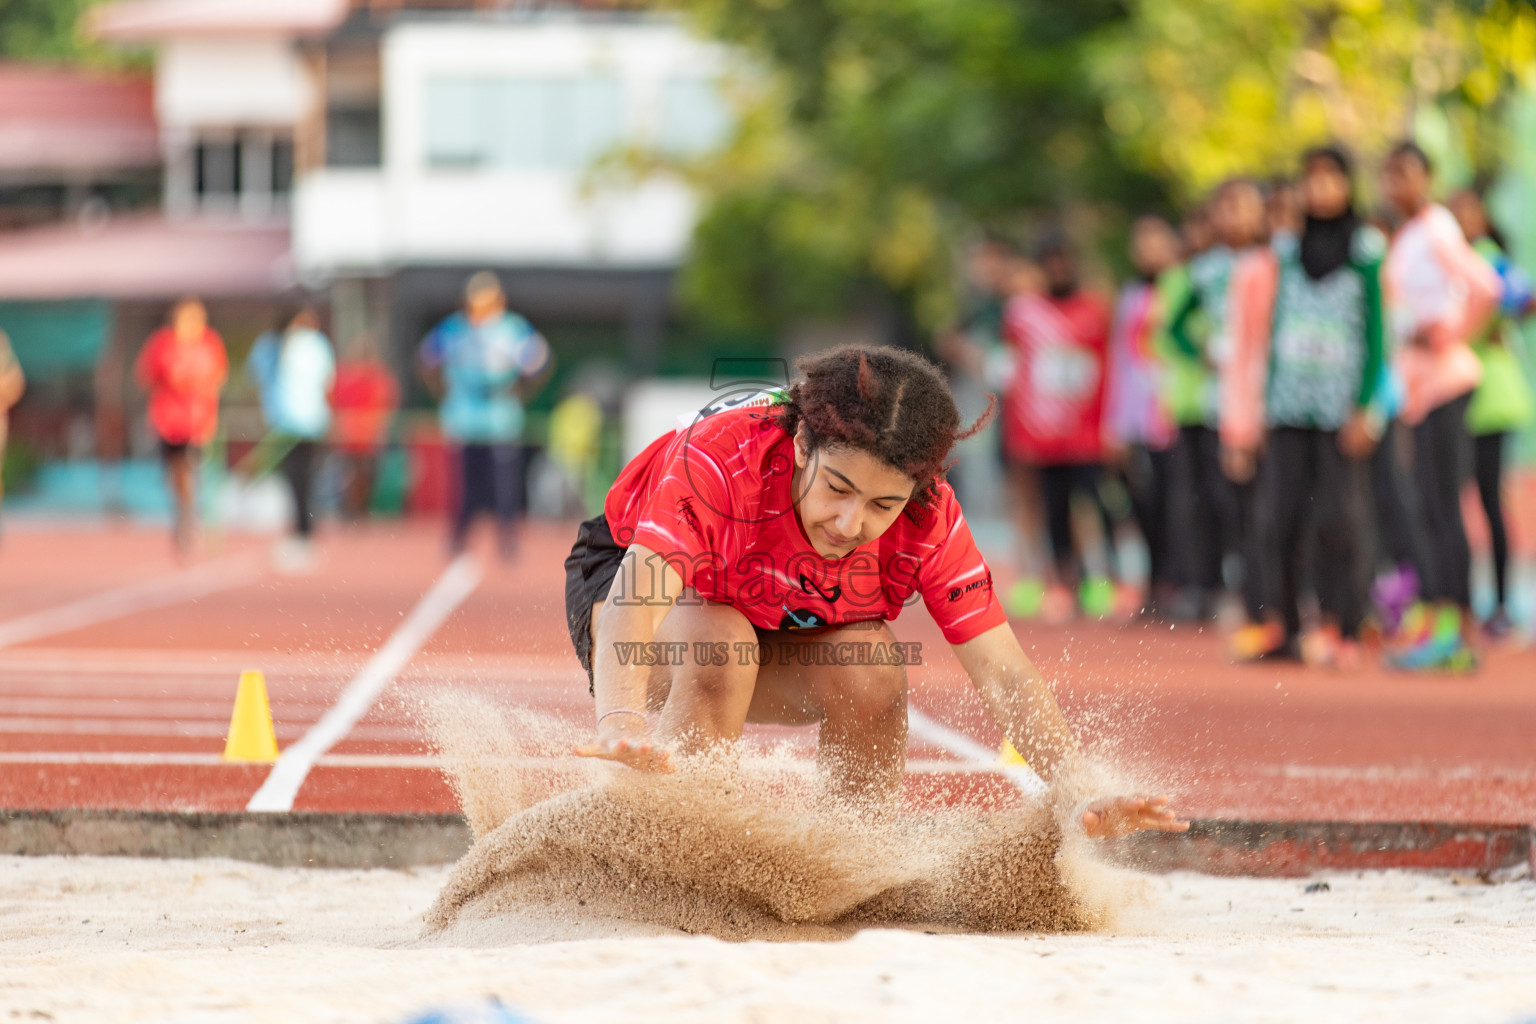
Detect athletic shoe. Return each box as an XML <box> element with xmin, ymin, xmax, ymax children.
<box><xmin>1386</xmin><ymin>601</ymin><xmax>1434</xmax><ymax>652</ymax></box>
<box><xmin>1385</xmin><ymin>626</ymin><xmax>1480</xmax><ymax>674</ymax></box>
<box><xmin>1300</xmin><ymin>625</ymin><xmax>1340</xmax><ymax>668</ymax></box>
<box><xmin>1484</xmin><ymin>607</ymin><xmax>1515</xmax><ymax>641</ymax></box>
<box><xmin>1041</xmin><ymin>584</ymin><xmax>1076</xmax><ymax>625</ymax></box>
<box><xmin>1301</xmin><ymin>626</ymin><xmax>1364</xmax><ymax>670</ymax></box>
<box><xmin>1113</xmin><ymin>582</ymin><xmax>1146</xmax><ymax>620</ymax></box>
<box><xmin>1005</xmin><ymin>578</ymin><xmax>1045</xmax><ymax>619</ymax></box>
<box><xmin>1230</xmin><ymin>620</ymin><xmax>1286</xmax><ymax>662</ymax></box>
<box><xmin>1079</xmin><ymin>577</ymin><xmax>1116</xmax><ymax>619</ymax></box>
<box><xmin>1164</xmin><ymin>587</ymin><xmax>1211</xmax><ymax>623</ymax></box>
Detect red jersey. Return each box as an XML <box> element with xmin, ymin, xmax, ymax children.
<box><xmin>603</xmin><ymin>405</ymin><xmax>1007</xmax><ymax>644</ymax></box>
<box><xmin>330</xmin><ymin>360</ymin><xmax>399</xmax><ymax>453</ymax></box>
<box><xmin>134</xmin><ymin>326</ymin><xmax>228</xmax><ymax>446</ymax></box>
<box><xmin>1001</xmin><ymin>290</ymin><xmax>1111</xmax><ymax>465</ymax></box>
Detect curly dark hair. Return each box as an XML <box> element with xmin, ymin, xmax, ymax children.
<box><xmin>774</xmin><ymin>345</ymin><xmax>995</xmax><ymax>507</ymax></box>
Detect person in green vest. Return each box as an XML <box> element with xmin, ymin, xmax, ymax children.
<box><xmin>1448</xmin><ymin>188</ymin><xmax>1536</xmax><ymax>639</ymax></box>
<box><xmin>1153</xmin><ymin>204</ymin><xmax>1222</xmax><ymax>620</ymax></box>
<box><xmin>1164</xmin><ymin>180</ymin><xmax>1268</xmax><ymax>632</ymax></box>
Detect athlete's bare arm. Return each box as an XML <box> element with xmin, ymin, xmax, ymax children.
<box><xmin>574</xmin><ymin>543</ymin><xmax>681</xmax><ymax>773</ymax></box>
<box><xmin>953</xmin><ymin>623</ymin><xmax>1189</xmax><ymax>837</ymax></box>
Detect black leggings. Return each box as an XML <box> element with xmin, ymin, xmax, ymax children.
<box><xmin>1369</xmin><ymin>420</ymin><xmax>1434</xmax><ymax>574</ymax></box>
<box><xmin>1252</xmin><ymin>427</ymin><xmax>1370</xmax><ymax>639</ymax></box>
<box><xmin>279</xmin><ymin>440</ymin><xmax>320</xmax><ymax>539</ymax></box>
<box><xmin>1037</xmin><ymin>463</ymin><xmax>1116</xmax><ymax>584</ymax></box>
<box><xmin>1166</xmin><ymin>425</ymin><xmax>1241</xmax><ymax>592</ymax></box>
<box><xmin>1474</xmin><ymin>431</ymin><xmax>1512</xmax><ymax>608</ymax></box>
<box><xmin>1412</xmin><ymin>392</ymin><xmax>1474</xmax><ymax>607</ymax></box>
<box><xmin>1122</xmin><ymin>444</ymin><xmax>1171</xmax><ymax>588</ymax></box>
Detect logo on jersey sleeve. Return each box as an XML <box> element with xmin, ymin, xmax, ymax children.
<box><xmin>946</xmin><ymin>570</ymin><xmax>994</xmax><ymax>602</ymax></box>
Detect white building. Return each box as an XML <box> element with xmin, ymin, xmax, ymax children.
<box><xmin>298</xmin><ymin>16</ymin><xmax>728</xmax><ymax>273</ymax></box>
<box><xmin>93</xmin><ymin>0</ymin><xmax>736</xmax><ymax>375</ymax></box>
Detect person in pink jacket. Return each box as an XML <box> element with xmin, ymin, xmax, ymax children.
<box><xmin>1380</xmin><ymin>141</ymin><xmax>1500</xmax><ymax>670</ymax></box>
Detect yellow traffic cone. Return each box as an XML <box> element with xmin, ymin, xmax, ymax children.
<box><xmin>998</xmin><ymin>739</ymin><xmax>1030</xmax><ymax>768</ymax></box>
<box><xmin>223</xmin><ymin>669</ymin><xmax>279</xmax><ymax>763</ymax></box>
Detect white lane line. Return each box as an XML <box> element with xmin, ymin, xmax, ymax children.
<box><xmin>907</xmin><ymin>705</ymin><xmax>1049</xmax><ymax>796</ymax></box>
<box><xmin>0</xmin><ymin>751</ymin><xmax>1014</xmax><ymax>774</ymax></box>
<box><xmin>0</xmin><ymin>717</ymin><xmax>430</xmax><ymax>742</ymax></box>
<box><xmin>0</xmin><ymin>697</ymin><xmax>337</xmax><ymax>718</ymax></box>
<box><xmin>0</xmin><ymin>554</ymin><xmax>261</xmax><ymax>649</ymax></box>
<box><xmin>245</xmin><ymin>553</ymin><xmax>483</xmax><ymax>812</ymax></box>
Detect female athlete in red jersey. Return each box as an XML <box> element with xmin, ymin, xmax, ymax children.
<box><xmin>564</xmin><ymin>345</ymin><xmax>1186</xmax><ymax>837</ymax></box>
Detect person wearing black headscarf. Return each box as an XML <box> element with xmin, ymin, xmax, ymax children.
<box><xmin>1236</xmin><ymin>145</ymin><xmax>1390</xmax><ymax>668</ymax></box>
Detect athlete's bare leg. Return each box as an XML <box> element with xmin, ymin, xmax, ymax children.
<box><xmin>592</xmin><ymin>600</ymin><xmax>908</xmax><ymax>805</ymax></box>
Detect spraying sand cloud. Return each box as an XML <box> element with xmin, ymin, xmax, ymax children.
<box><xmin>422</xmin><ymin>691</ymin><xmax>1137</xmax><ymax>942</ymax></box>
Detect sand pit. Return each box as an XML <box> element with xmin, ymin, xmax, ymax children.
<box><xmin>1</xmin><ymin>854</ymin><xmax>1533</xmax><ymax>1023</ymax></box>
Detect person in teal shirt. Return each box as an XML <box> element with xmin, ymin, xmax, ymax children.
<box><xmin>419</xmin><ymin>271</ymin><xmax>553</xmax><ymax>557</ymax></box>
<box><xmin>1449</xmin><ymin>189</ymin><xmax>1536</xmax><ymax>637</ymax></box>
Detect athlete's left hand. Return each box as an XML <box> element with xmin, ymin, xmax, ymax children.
<box><xmin>1081</xmin><ymin>795</ymin><xmax>1189</xmax><ymax>838</ymax></box>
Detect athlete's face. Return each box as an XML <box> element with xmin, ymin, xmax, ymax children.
<box><xmin>792</xmin><ymin>427</ymin><xmax>917</xmax><ymax>558</ymax></box>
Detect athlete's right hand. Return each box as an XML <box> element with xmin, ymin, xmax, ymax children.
<box><xmin>574</xmin><ymin>722</ymin><xmax>674</xmax><ymax>773</ymax></box>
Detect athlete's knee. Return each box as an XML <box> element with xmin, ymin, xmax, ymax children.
<box><xmin>652</xmin><ymin>600</ymin><xmax>758</xmax><ymax>705</ymax></box>
<box><xmin>828</xmin><ymin>659</ymin><xmax>908</xmax><ymax>726</ymax></box>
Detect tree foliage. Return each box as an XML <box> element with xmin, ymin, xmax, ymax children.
<box><xmin>669</xmin><ymin>0</ymin><xmax>1536</xmax><ymax>335</ymax></box>
<box><xmin>667</xmin><ymin>0</ymin><xmax>1161</xmax><ymax>334</ymax></box>
<box><xmin>1090</xmin><ymin>0</ymin><xmax>1536</xmax><ymax>197</ymax></box>
<box><xmin>0</xmin><ymin>0</ymin><xmax>122</xmax><ymax>65</ymax></box>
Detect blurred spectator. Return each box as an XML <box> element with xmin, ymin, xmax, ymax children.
<box><xmin>1380</xmin><ymin>141</ymin><xmax>1501</xmax><ymax>670</ymax></box>
<box><xmin>248</xmin><ymin>307</ymin><xmax>335</xmax><ymax>566</ymax></box>
<box><xmin>134</xmin><ymin>297</ymin><xmax>227</xmax><ymax>556</ymax></box>
<box><xmin>419</xmin><ymin>271</ymin><xmax>553</xmax><ymax>558</ymax></box>
<box><xmin>546</xmin><ymin>390</ymin><xmax>604</xmax><ymax>517</ymax></box>
<box><xmin>1165</xmin><ymin>181</ymin><xmax>1261</xmax><ymax>625</ymax></box>
<box><xmin>1266</xmin><ymin>177</ymin><xmax>1303</xmax><ymax>247</ymax></box>
<box><xmin>1448</xmin><ymin>187</ymin><xmax>1536</xmax><ymax>639</ymax></box>
<box><xmin>1104</xmin><ymin>214</ymin><xmax>1180</xmax><ymax>613</ymax></box>
<box><xmin>330</xmin><ymin>334</ymin><xmax>400</xmax><ymax>521</ymax></box>
<box><xmin>0</xmin><ymin>329</ymin><xmax>24</xmax><ymax>527</ymax></box>
<box><xmin>937</xmin><ymin>235</ymin><xmax>1047</xmax><ymax>617</ymax></box>
<box><xmin>1000</xmin><ymin>234</ymin><xmax>1123</xmax><ymax>621</ymax></box>
<box><xmin>1223</xmin><ymin>146</ymin><xmax>1385</xmax><ymax>668</ymax></box>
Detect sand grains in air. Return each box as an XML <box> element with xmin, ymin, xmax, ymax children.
<box><xmin>420</xmin><ymin>692</ymin><xmax>1136</xmax><ymax>943</ymax></box>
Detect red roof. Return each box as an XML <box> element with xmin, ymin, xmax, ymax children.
<box><xmin>90</xmin><ymin>0</ymin><xmax>348</xmax><ymax>41</ymax></box>
<box><xmin>0</xmin><ymin>64</ymin><xmax>158</xmax><ymax>175</ymax></box>
<box><xmin>0</xmin><ymin>215</ymin><xmax>293</xmax><ymax>301</ymax></box>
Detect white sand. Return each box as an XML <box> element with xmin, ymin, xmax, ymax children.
<box><xmin>1</xmin><ymin>855</ymin><xmax>1533</xmax><ymax>1023</ymax></box>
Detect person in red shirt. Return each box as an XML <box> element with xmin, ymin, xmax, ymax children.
<box><xmin>134</xmin><ymin>296</ymin><xmax>227</xmax><ymax>555</ymax></box>
<box><xmin>564</xmin><ymin>344</ymin><xmax>1186</xmax><ymax>839</ymax></box>
<box><xmin>330</xmin><ymin>333</ymin><xmax>400</xmax><ymax>519</ymax></box>
<box><xmin>1000</xmin><ymin>236</ymin><xmax>1120</xmax><ymax>619</ymax></box>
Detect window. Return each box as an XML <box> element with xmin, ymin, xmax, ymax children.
<box><xmin>195</xmin><ymin>138</ymin><xmax>241</xmax><ymax>199</ymax></box>
<box><xmin>423</xmin><ymin>76</ymin><xmax>625</xmax><ymax>171</ymax></box>
<box><xmin>271</xmin><ymin>137</ymin><xmax>294</xmax><ymax>194</ymax></box>
<box><xmin>658</xmin><ymin>78</ymin><xmax>731</xmax><ymax>156</ymax></box>
<box><xmin>327</xmin><ymin>105</ymin><xmax>382</xmax><ymax>168</ymax></box>
<box><xmin>187</xmin><ymin>131</ymin><xmax>292</xmax><ymax>212</ymax></box>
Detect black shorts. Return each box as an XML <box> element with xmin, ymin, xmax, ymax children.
<box><xmin>160</xmin><ymin>439</ymin><xmax>193</xmax><ymax>460</ymax></box>
<box><xmin>564</xmin><ymin>513</ymin><xmax>628</xmax><ymax>694</ymax></box>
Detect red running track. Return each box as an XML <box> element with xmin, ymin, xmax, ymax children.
<box><xmin>1</xmin><ymin>521</ymin><xmax>1533</xmax><ymax>824</ymax></box>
